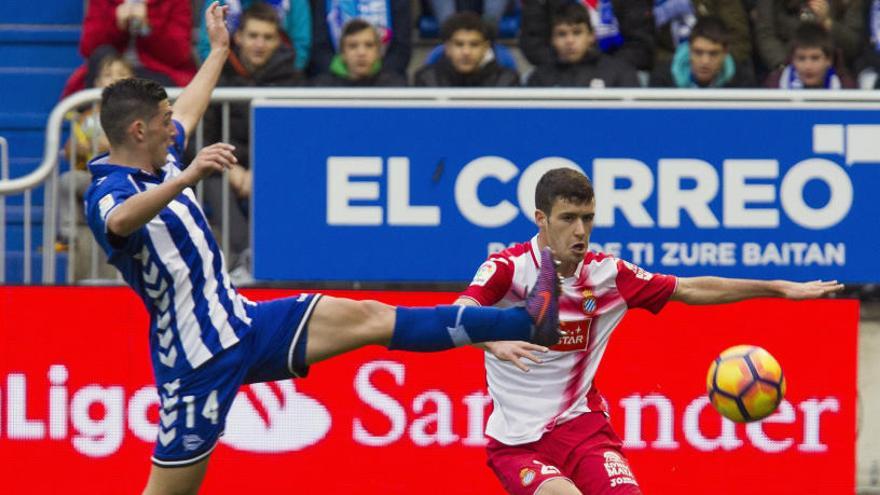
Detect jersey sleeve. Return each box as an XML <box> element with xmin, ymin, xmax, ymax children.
<box><xmin>615</xmin><ymin>259</ymin><xmax>677</xmax><ymax>314</ymax></box>
<box><xmin>459</xmin><ymin>256</ymin><xmax>514</xmax><ymax>306</ymax></box>
<box><xmin>84</xmin><ymin>175</ymin><xmax>145</xmax><ymax>256</ymax></box>
<box><xmin>168</xmin><ymin>119</ymin><xmax>186</xmax><ymax>163</ymax></box>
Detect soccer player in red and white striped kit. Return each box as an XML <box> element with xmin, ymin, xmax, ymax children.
<box><xmin>456</xmin><ymin>167</ymin><xmax>843</xmax><ymax>495</ymax></box>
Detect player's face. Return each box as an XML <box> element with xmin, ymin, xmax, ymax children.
<box><xmin>551</xmin><ymin>22</ymin><xmax>593</xmax><ymax>64</ymax></box>
<box><xmin>689</xmin><ymin>37</ymin><xmax>726</xmax><ymax>85</ymax></box>
<box><xmin>341</xmin><ymin>28</ymin><xmax>381</xmax><ymax>79</ymax></box>
<box><xmin>540</xmin><ymin>197</ymin><xmax>596</xmax><ymax>266</ymax></box>
<box><xmin>445</xmin><ymin>30</ymin><xmax>490</xmax><ymax>74</ymax></box>
<box><xmin>792</xmin><ymin>47</ymin><xmax>832</xmax><ymax>87</ymax></box>
<box><xmin>234</xmin><ymin>18</ymin><xmax>282</xmax><ymax>69</ymax></box>
<box><xmin>144</xmin><ymin>99</ymin><xmax>175</xmax><ymax>168</ymax></box>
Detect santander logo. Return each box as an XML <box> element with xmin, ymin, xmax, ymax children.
<box><xmin>222</xmin><ymin>381</ymin><xmax>331</xmax><ymax>453</ymax></box>
<box><xmin>0</xmin><ymin>362</ymin><xmax>843</xmax><ymax>458</ymax></box>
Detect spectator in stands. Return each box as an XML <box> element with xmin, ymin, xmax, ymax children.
<box><xmin>764</xmin><ymin>21</ymin><xmax>857</xmax><ymax>88</ymax></box>
<box><xmin>202</xmin><ymin>3</ymin><xmax>303</xmax><ymax>282</ymax></box>
<box><xmin>414</xmin><ymin>12</ymin><xmax>520</xmax><ymax>86</ymax></box>
<box><xmin>427</xmin><ymin>0</ymin><xmax>516</xmax><ymax>30</ymax></box>
<box><xmin>527</xmin><ymin>3</ymin><xmax>639</xmax><ymax>87</ymax></box>
<box><xmin>61</xmin><ymin>0</ymin><xmax>196</xmax><ymax>98</ymax></box>
<box><xmin>59</xmin><ymin>49</ymin><xmax>134</xmax><ymax>280</ymax></box>
<box><xmin>650</xmin><ymin>16</ymin><xmax>756</xmax><ymax>87</ymax></box>
<box><xmin>652</xmin><ymin>0</ymin><xmax>753</xmax><ymax>71</ymax></box>
<box><xmin>198</xmin><ymin>0</ymin><xmax>312</xmax><ymax>73</ymax></box>
<box><xmin>520</xmin><ymin>0</ymin><xmax>655</xmax><ymax>72</ymax></box>
<box><xmin>311</xmin><ymin>19</ymin><xmax>408</xmax><ymax>85</ymax></box>
<box><xmin>310</xmin><ymin>0</ymin><xmax>412</xmax><ymax>77</ymax></box>
<box><xmin>854</xmin><ymin>0</ymin><xmax>880</xmax><ymax>88</ymax></box>
<box><xmin>754</xmin><ymin>0</ymin><xmax>864</xmax><ymax>74</ymax></box>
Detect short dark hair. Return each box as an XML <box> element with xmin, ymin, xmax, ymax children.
<box><xmin>535</xmin><ymin>168</ymin><xmax>595</xmax><ymax>214</ymax></box>
<box><xmin>551</xmin><ymin>3</ymin><xmax>593</xmax><ymax>32</ymax></box>
<box><xmin>340</xmin><ymin>19</ymin><xmax>379</xmax><ymax>49</ymax></box>
<box><xmin>239</xmin><ymin>2</ymin><xmax>282</xmax><ymax>33</ymax></box>
<box><xmin>100</xmin><ymin>78</ymin><xmax>167</xmax><ymax>146</ymax></box>
<box><xmin>690</xmin><ymin>16</ymin><xmax>730</xmax><ymax>47</ymax></box>
<box><xmin>440</xmin><ymin>11</ymin><xmax>495</xmax><ymax>42</ymax></box>
<box><xmin>792</xmin><ymin>21</ymin><xmax>833</xmax><ymax>57</ymax></box>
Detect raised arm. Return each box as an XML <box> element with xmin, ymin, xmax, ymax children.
<box><xmin>172</xmin><ymin>1</ymin><xmax>230</xmax><ymax>141</ymax></box>
<box><xmin>670</xmin><ymin>276</ymin><xmax>844</xmax><ymax>305</ymax></box>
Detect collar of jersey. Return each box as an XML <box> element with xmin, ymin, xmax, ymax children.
<box><xmin>88</xmin><ymin>153</ymin><xmax>166</xmax><ymax>183</ymax></box>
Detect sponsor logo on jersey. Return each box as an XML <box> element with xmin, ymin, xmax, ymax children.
<box><xmin>98</xmin><ymin>194</ymin><xmax>115</xmax><ymax>221</ymax></box>
<box><xmin>519</xmin><ymin>468</ymin><xmax>536</xmax><ymax>486</ymax></box>
<box><xmin>553</xmin><ymin>319</ymin><xmax>592</xmax><ymax>352</ymax></box>
<box><xmin>470</xmin><ymin>261</ymin><xmax>497</xmax><ymax>287</ymax></box>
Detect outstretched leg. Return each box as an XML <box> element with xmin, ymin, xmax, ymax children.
<box><xmin>304</xmin><ymin>248</ymin><xmax>561</xmax><ymax>365</ymax></box>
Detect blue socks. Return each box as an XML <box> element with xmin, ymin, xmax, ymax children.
<box><xmin>389</xmin><ymin>305</ymin><xmax>532</xmax><ymax>352</ymax></box>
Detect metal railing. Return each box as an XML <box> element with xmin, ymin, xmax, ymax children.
<box><xmin>1</xmin><ymin>87</ymin><xmax>879</xmax><ymax>284</ymax></box>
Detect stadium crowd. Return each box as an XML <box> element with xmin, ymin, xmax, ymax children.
<box><xmin>61</xmin><ymin>0</ymin><xmax>880</xmax><ymax>92</ymax></box>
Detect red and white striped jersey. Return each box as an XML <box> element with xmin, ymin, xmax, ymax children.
<box><xmin>460</xmin><ymin>236</ymin><xmax>678</xmax><ymax>445</ymax></box>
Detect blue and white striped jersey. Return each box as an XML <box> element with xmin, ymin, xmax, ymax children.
<box><xmin>85</xmin><ymin>120</ymin><xmax>255</xmax><ymax>382</ymax></box>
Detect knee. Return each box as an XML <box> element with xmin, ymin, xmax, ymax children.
<box><xmin>352</xmin><ymin>300</ymin><xmax>396</xmax><ymax>343</ymax></box>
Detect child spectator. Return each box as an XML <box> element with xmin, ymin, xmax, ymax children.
<box><xmin>59</xmin><ymin>49</ymin><xmax>134</xmax><ymax>280</ymax></box>
<box><xmin>520</xmin><ymin>0</ymin><xmax>655</xmax><ymax>71</ymax></box>
<box><xmin>650</xmin><ymin>16</ymin><xmax>756</xmax><ymax>87</ymax></box>
<box><xmin>764</xmin><ymin>21</ymin><xmax>857</xmax><ymax>88</ymax></box>
<box><xmin>197</xmin><ymin>0</ymin><xmax>312</xmax><ymax>72</ymax></box>
<box><xmin>754</xmin><ymin>0</ymin><xmax>863</xmax><ymax>73</ymax></box>
<box><xmin>311</xmin><ymin>19</ymin><xmax>408</xmax><ymax>85</ymax></box>
<box><xmin>414</xmin><ymin>12</ymin><xmax>519</xmax><ymax>86</ymax></box>
<box><xmin>652</xmin><ymin>0</ymin><xmax>753</xmax><ymax>70</ymax></box>
<box><xmin>311</xmin><ymin>0</ymin><xmax>412</xmax><ymax>77</ymax></box>
<box><xmin>527</xmin><ymin>3</ymin><xmax>639</xmax><ymax>87</ymax></box>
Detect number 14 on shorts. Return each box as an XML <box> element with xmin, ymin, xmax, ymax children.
<box><xmin>182</xmin><ymin>390</ymin><xmax>220</xmax><ymax>427</ymax></box>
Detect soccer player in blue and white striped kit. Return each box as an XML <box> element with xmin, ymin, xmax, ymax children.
<box><xmin>84</xmin><ymin>3</ymin><xmax>562</xmax><ymax>493</ymax></box>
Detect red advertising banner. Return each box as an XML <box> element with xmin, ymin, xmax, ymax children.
<box><xmin>0</xmin><ymin>287</ymin><xmax>858</xmax><ymax>494</ymax></box>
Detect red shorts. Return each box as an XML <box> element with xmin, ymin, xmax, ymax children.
<box><xmin>486</xmin><ymin>412</ymin><xmax>641</xmax><ymax>495</ymax></box>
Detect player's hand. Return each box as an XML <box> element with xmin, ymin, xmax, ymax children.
<box><xmin>179</xmin><ymin>143</ymin><xmax>237</xmax><ymax>187</ymax></box>
<box><xmin>484</xmin><ymin>341</ymin><xmax>548</xmax><ymax>372</ymax></box>
<box><xmin>779</xmin><ymin>279</ymin><xmax>844</xmax><ymax>300</ymax></box>
<box><xmin>205</xmin><ymin>1</ymin><xmax>230</xmax><ymax>51</ymax></box>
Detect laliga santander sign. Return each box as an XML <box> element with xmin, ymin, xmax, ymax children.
<box><xmin>0</xmin><ymin>288</ymin><xmax>858</xmax><ymax>494</ymax></box>
<box><xmin>0</xmin><ymin>363</ymin><xmax>841</xmax><ymax>457</ymax></box>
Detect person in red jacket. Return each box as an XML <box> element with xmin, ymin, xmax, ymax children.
<box><xmin>61</xmin><ymin>0</ymin><xmax>197</xmax><ymax>98</ymax></box>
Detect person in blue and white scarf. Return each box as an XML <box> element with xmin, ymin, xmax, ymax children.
<box><xmin>520</xmin><ymin>0</ymin><xmax>655</xmax><ymax>71</ymax></box>
<box><xmin>764</xmin><ymin>21</ymin><xmax>856</xmax><ymax>88</ymax></box>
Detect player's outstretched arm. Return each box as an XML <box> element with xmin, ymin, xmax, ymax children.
<box><xmin>107</xmin><ymin>144</ymin><xmax>236</xmax><ymax>237</ymax></box>
<box><xmin>171</xmin><ymin>1</ymin><xmax>229</xmax><ymax>141</ymax></box>
<box><xmin>670</xmin><ymin>276</ymin><xmax>844</xmax><ymax>305</ymax></box>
